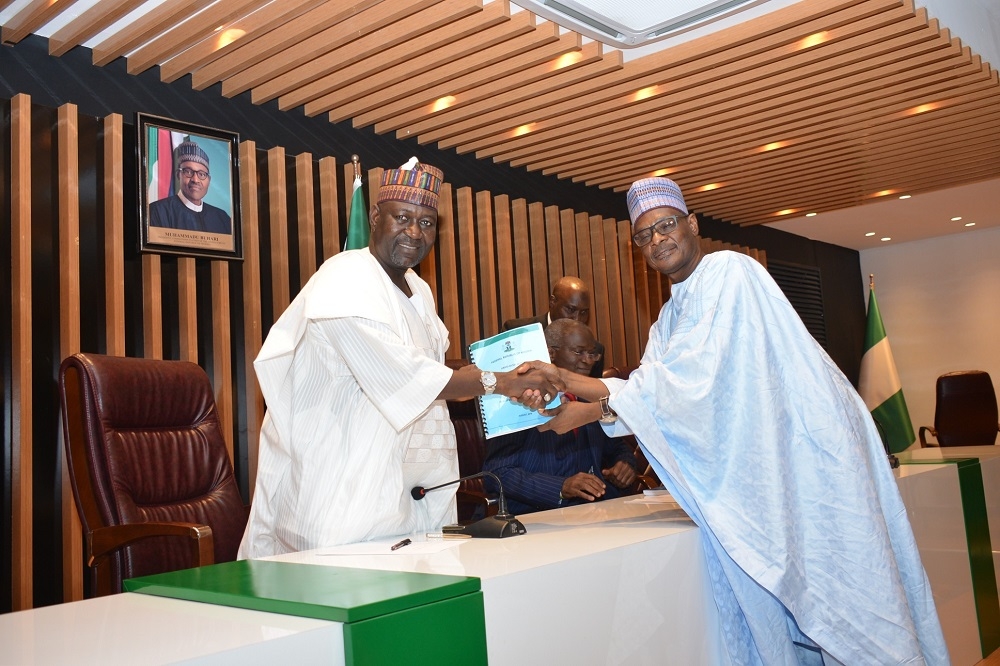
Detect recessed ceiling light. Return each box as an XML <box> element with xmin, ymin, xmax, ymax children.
<box><xmin>805</xmin><ymin>212</ymin><xmax>817</xmax><ymax>217</ymax></box>
<box><xmin>951</xmin><ymin>216</ymin><xmax>962</xmax><ymax>221</ymax></box>
<box><xmin>652</xmin><ymin>168</ymin><xmax>673</xmax><ymax>177</ymax></box>
<box><xmin>696</xmin><ymin>182</ymin><xmax>722</xmax><ymax>192</ymax></box>
<box><xmin>431</xmin><ymin>96</ymin><xmax>457</xmax><ymax>112</ymax></box>
<box><xmin>880</xmin><ymin>237</ymin><xmax>891</xmax><ymax>242</ymax></box>
<box><xmin>865</xmin><ymin>232</ymin><xmax>875</xmax><ymax>237</ymax></box>
<box><xmin>965</xmin><ymin>222</ymin><xmax>976</xmax><ymax>227</ymax></box>
<box><xmin>898</xmin><ymin>195</ymin><xmax>911</xmax><ymax>200</ymax></box>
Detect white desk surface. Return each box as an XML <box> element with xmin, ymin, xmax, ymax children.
<box><xmin>0</xmin><ymin>588</ymin><xmax>343</xmax><ymax>666</ymax></box>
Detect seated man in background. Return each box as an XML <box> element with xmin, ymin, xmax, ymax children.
<box><xmin>502</xmin><ymin>275</ymin><xmax>605</xmax><ymax>378</ymax></box>
<box><xmin>483</xmin><ymin>319</ymin><xmax>636</xmax><ymax>514</ymax></box>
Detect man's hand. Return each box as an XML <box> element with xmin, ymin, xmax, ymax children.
<box><xmin>603</xmin><ymin>461</ymin><xmax>637</xmax><ymax>489</ymax></box>
<box><xmin>538</xmin><ymin>398</ymin><xmax>601</xmax><ymax>434</ymax></box>
<box><xmin>500</xmin><ymin>361</ymin><xmax>563</xmax><ymax>410</ymax></box>
<box><xmin>561</xmin><ymin>473</ymin><xmax>606</xmax><ymax>501</ymax></box>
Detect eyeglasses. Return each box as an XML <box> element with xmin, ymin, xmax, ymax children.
<box><xmin>179</xmin><ymin>167</ymin><xmax>210</xmax><ymax>181</ymax></box>
<box><xmin>632</xmin><ymin>214</ymin><xmax>686</xmax><ymax>247</ymax></box>
<box><xmin>553</xmin><ymin>346</ymin><xmax>602</xmax><ymax>362</ymax></box>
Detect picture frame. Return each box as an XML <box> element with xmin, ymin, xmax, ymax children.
<box><xmin>137</xmin><ymin>113</ymin><xmax>243</xmax><ymax>260</ymax></box>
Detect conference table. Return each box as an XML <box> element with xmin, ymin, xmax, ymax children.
<box><xmin>2</xmin><ymin>456</ymin><xmax>998</xmax><ymax>665</ymax></box>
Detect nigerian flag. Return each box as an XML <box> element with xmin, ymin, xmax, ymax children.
<box><xmin>344</xmin><ymin>168</ymin><xmax>368</xmax><ymax>251</ymax></box>
<box><xmin>859</xmin><ymin>284</ymin><xmax>915</xmax><ymax>453</ymax></box>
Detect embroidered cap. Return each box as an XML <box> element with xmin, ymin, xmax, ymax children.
<box><xmin>377</xmin><ymin>157</ymin><xmax>444</xmax><ymax>210</ymax></box>
<box><xmin>626</xmin><ymin>177</ymin><xmax>687</xmax><ymax>224</ymax></box>
<box><xmin>174</xmin><ymin>141</ymin><xmax>210</xmax><ymax>170</ymax></box>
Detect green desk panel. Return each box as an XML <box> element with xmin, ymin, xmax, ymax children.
<box><xmin>125</xmin><ymin>560</ymin><xmax>487</xmax><ymax>665</ymax></box>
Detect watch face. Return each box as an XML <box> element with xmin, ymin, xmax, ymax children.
<box><xmin>482</xmin><ymin>371</ymin><xmax>497</xmax><ymax>390</ymax></box>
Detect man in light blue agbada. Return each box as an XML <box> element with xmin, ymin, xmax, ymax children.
<box><xmin>534</xmin><ymin>177</ymin><xmax>949</xmax><ymax>664</ymax></box>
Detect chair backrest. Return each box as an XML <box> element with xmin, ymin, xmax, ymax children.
<box><xmin>934</xmin><ymin>370</ymin><xmax>999</xmax><ymax>446</ymax></box>
<box><xmin>447</xmin><ymin>397</ymin><xmax>490</xmax><ymax>521</ymax></box>
<box><xmin>59</xmin><ymin>353</ymin><xmax>247</xmax><ymax>593</ymax></box>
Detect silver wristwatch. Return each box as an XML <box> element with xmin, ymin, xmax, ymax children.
<box><xmin>480</xmin><ymin>370</ymin><xmax>498</xmax><ymax>395</ymax></box>
<box><xmin>599</xmin><ymin>396</ymin><xmax>618</xmax><ymax>424</ymax></box>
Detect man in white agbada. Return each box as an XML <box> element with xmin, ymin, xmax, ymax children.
<box><xmin>534</xmin><ymin>177</ymin><xmax>949</xmax><ymax>664</ymax></box>
<box><xmin>239</xmin><ymin>159</ymin><xmax>558</xmax><ymax>558</ymax></box>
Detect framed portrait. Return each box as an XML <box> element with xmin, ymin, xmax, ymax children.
<box><xmin>137</xmin><ymin>113</ymin><xmax>243</xmax><ymax>260</ymax></box>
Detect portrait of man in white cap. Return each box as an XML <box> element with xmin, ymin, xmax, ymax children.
<box><xmin>149</xmin><ymin>139</ymin><xmax>232</xmax><ymax>235</ymax></box>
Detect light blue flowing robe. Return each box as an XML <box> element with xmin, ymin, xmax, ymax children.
<box><xmin>606</xmin><ymin>251</ymin><xmax>949</xmax><ymax>665</ymax></box>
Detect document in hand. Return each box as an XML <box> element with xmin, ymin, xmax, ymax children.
<box><xmin>468</xmin><ymin>323</ymin><xmax>560</xmax><ymax>438</ymax></box>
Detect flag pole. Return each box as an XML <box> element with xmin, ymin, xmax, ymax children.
<box><xmin>352</xmin><ymin>154</ymin><xmax>360</xmax><ymax>181</ymax></box>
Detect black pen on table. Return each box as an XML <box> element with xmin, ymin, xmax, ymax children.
<box><xmin>390</xmin><ymin>538</ymin><xmax>412</xmax><ymax>551</ymax></box>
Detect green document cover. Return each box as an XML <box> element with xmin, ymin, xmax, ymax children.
<box><xmin>468</xmin><ymin>323</ymin><xmax>560</xmax><ymax>438</ymax></box>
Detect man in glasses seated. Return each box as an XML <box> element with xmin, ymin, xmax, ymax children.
<box><xmin>482</xmin><ymin>318</ymin><xmax>637</xmax><ymax>515</ymax></box>
<box><xmin>502</xmin><ymin>275</ymin><xmax>606</xmax><ymax>378</ymax></box>
<box><xmin>149</xmin><ymin>140</ymin><xmax>232</xmax><ymax>234</ymax></box>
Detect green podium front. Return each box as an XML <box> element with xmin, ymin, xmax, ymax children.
<box><xmin>124</xmin><ymin>559</ymin><xmax>487</xmax><ymax>665</ymax></box>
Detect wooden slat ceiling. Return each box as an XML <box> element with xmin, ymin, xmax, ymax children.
<box><xmin>3</xmin><ymin>0</ymin><xmax>997</xmax><ymax>227</ymax></box>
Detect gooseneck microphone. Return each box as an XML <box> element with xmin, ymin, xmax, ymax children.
<box><xmin>411</xmin><ymin>471</ymin><xmax>526</xmax><ymax>538</ymax></box>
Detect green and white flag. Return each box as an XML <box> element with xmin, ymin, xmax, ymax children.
<box><xmin>344</xmin><ymin>165</ymin><xmax>368</xmax><ymax>251</ymax></box>
<box><xmin>859</xmin><ymin>284</ymin><xmax>915</xmax><ymax>453</ymax></box>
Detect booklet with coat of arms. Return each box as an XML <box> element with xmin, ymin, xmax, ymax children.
<box><xmin>467</xmin><ymin>323</ymin><xmax>560</xmax><ymax>439</ymax></box>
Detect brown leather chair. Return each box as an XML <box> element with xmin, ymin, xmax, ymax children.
<box><xmin>919</xmin><ymin>370</ymin><xmax>1000</xmax><ymax>447</ymax></box>
<box><xmin>59</xmin><ymin>353</ymin><xmax>248</xmax><ymax>596</ymax></box>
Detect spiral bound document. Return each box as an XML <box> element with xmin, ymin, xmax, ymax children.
<box><xmin>468</xmin><ymin>323</ymin><xmax>560</xmax><ymax>439</ymax></box>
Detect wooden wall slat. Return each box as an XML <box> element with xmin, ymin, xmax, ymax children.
<box><xmin>574</xmin><ymin>212</ymin><xmax>595</xmax><ymax>312</ymax></box>
<box><xmin>493</xmin><ymin>194</ymin><xmax>517</xmax><ymax>327</ymax></box>
<box><xmin>295</xmin><ymin>152</ymin><xmax>317</xmax><ymax>282</ymax></box>
<box><xmin>544</xmin><ymin>205</ymin><xmax>562</xmax><ymax>286</ymax></box>
<box><xmin>631</xmin><ymin>240</ymin><xmax>651</xmax><ymax>351</ymax></box>
<box><xmin>177</xmin><ymin>257</ymin><xmax>198</xmax><ymax>362</ymax></box>
<box><xmin>10</xmin><ymin>93</ymin><xmax>32</xmax><ymax>611</ymax></box>
<box><xmin>341</xmin><ymin>161</ymin><xmax>354</xmax><ymax>253</ymax></box>
<box><xmin>267</xmin><ymin>146</ymin><xmax>290</xmax><ymax>313</ymax></box>
<box><xmin>602</xmin><ymin>218</ymin><xmax>627</xmax><ymax>368</ymax></box>
<box><xmin>528</xmin><ymin>202</ymin><xmax>548</xmax><ymax>316</ymax></box>
<box><xmin>475</xmin><ymin>189</ymin><xmax>498</xmax><ymax>337</ymax></box>
<box><xmin>559</xmin><ymin>208</ymin><xmax>577</xmax><ymax>278</ymax></box>
<box><xmin>103</xmin><ymin>114</ymin><xmax>125</xmax><ymax>356</ymax></box>
<box><xmin>239</xmin><ymin>140</ymin><xmax>264</xmax><ymax>496</ymax></box>
<box><xmin>211</xmin><ymin>261</ymin><xmax>234</xmax><ymax>462</ymax></box>
<box><xmin>318</xmin><ymin>156</ymin><xmax>339</xmax><ymax>260</ymax></box>
<box><xmin>511</xmin><ymin>198</ymin><xmax>533</xmax><ymax>319</ymax></box>
<box><xmin>455</xmin><ymin>187</ymin><xmax>480</xmax><ymax>346</ymax></box>
<box><xmin>57</xmin><ymin>102</ymin><xmax>84</xmax><ymax>603</ymax></box>
<box><xmin>141</xmin><ymin>253</ymin><xmax>163</xmax><ymax>359</ymax></box>
<box><xmin>617</xmin><ymin>220</ymin><xmax>641</xmax><ymax>365</ymax></box>
<box><xmin>435</xmin><ymin>183</ymin><xmax>461</xmax><ymax>359</ymax></box>
<box><xmin>588</xmin><ymin>215</ymin><xmax>614</xmax><ymax>368</ymax></box>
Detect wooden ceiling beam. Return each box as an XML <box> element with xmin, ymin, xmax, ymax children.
<box><xmin>592</xmin><ymin>62</ymin><xmax>993</xmax><ymax>190</ymax></box>
<box><xmin>92</xmin><ymin>0</ymin><xmax>205</xmax><ymax>67</ymax></box>
<box><xmin>337</xmin><ymin>23</ymin><xmax>572</xmax><ymax>126</ymax></box>
<box><xmin>126</xmin><ymin>0</ymin><xmax>268</xmax><ymax>75</ymax></box>
<box><xmin>463</xmin><ymin>4</ymin><xmax>927</xmax><ymax>157</ymax></box>
<box><xmin>572</xmin><ymin>92</ymin><xmax>1000</xmax><ymax>187</ymax></box>
<box><xmin>189</xmin><ymin>0</ymin><xmax>383</xmax><ymax>90</ymax></box>
<box><xmin>540</xmin><ymin>26</ymin><xmax>958</xmax><ymax>177</ymax></box>
<box><xmin>294</xmin><ymin>4</ymin><xmax>525</xmax><ymax>115</ymax></box>
<box><xmin>48</xmin><ymin>0</ymin><xmax>144</xmax><ymax>57</ymax></box>
<box><xmin>536</xmin><ymin>43</ymin><xmax>985</xmax><ymax>184</ymax></box>
<box><xmin>159</xmin><ymin>0</ymin><xmax>330</xmax><ymax>84</ymax></box>
<box><xmin>221</xmin><ymin>0</ymin><xmax>454</xmax><ymax>99</ymax></box>
<box><xmin>400</xmin><ymin>0</ymin><xmax>895</xmax><ymax>144</ymax></box>
<box><xmin>2</xmin><ymin>0</ymin><xmax>82</xmax><ymax>46</ymax></box>
<box><xmin>685</xmin><ymin>139</ymin><xmax>1000</xmax><ymax>215</ymax></box>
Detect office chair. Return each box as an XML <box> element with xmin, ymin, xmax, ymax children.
<box><xmin>59</xmin><ymin>353</ymin><xmax>248</xmax><ymax>596</ymax></box>
<box><xmin>919</xmin><ymin>370</ymin><xmax>999</xmax><ymax>447</ymax></box>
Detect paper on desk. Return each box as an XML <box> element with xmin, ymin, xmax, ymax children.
<box><xmin>314</xmin><ymin>540</ymin><xmax>461</xmax><ymax>556</ymax></box>
<box><xmin>626</xmin><ymin>494</ymin><xmax>681</xmax><ymax>506</ymax></box>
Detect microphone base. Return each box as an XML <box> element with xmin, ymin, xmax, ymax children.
<box><xmin>446</xmin><ymin>515</ymin><xmax>527</xmax><ymax>539</ymax></box>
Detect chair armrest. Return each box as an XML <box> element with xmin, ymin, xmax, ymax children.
<box><xmin>456</xmin><ymin>489</ymin><xmax>498</xmax><ymax>518</ymax></box>
<box><xmin>918</xmin><ymin>426</ymin><xmax>939</xmax><ymax>448</ymax></box>
<box><xmin>88</xmin><ymin>522</ymin><xmax>215</xmax><ymax>568</ymax></box>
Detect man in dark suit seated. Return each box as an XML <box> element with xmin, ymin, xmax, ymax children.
<box><xmin>483</xmin><ymin>319</ymin><xmax>637</xmax><ymax>515</ymax></box>
<box><xmin>501</xmin><ymin>275</ymin><xmax>605</xmax><ymax>378</ymax></box>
